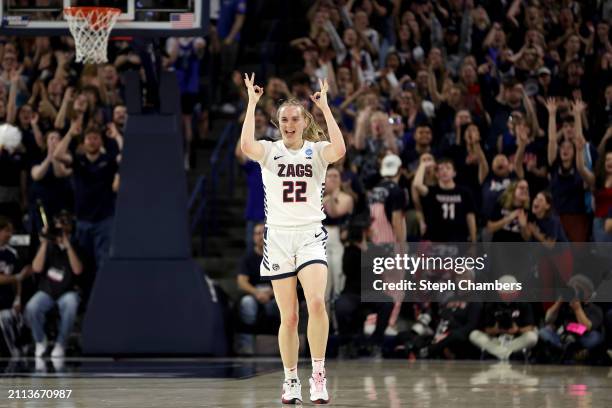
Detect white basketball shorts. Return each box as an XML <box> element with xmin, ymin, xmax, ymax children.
<box><xmin>260</xmin><ymin>224</ymin><xmax>328</xmax><ymax>280</ymax></box>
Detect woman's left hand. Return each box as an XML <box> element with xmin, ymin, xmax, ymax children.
<box><xmin>310</xmin><ymin>78</ymin><xmax>329</xmax><ymax>110</ymax></box>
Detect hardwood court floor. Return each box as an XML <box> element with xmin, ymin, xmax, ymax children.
<box><xmin>1</xmin><ymin>358</ymin><xmax>611</xmax><ymax>407</ymax></box>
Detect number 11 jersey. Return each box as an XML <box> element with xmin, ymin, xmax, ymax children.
<box><xmin>257</xmin><ymin>139</ymin><xmax>330</xmax><ymax>228</ymax></box>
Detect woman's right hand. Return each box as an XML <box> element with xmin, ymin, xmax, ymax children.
<box><xmin>243</xmin><ymin>73</ymin><xmax>263</xmax><ymax>105</ymax></box>
<box><xmin>544</xmin><ymin>97</ymin><xmax>557</xmax><ymax>115</ymax></box>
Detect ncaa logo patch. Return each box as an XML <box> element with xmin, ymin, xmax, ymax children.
<box><xmin>273</xmin><ymin>264</ymin><xmax>280</xmax><ymax>271</ymax></box>
<box><xmin>305</xmin><ymin>148</ymin><xmax>313</xmax><ymax>156</ymax></box>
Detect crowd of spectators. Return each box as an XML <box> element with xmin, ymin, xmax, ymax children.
<box><xmin>233</xmin><ymin>0</ymin><xmax>612</xmax><ymax>365</ymax></box>
<box><xmin>0</xmin><ymin>0</ymin><xmax>251</xmax><ymax>359</ymax></box>
<box><xmin>1</xmin><ymin>0</ymin><xmax>612</xmax><ymax>365</ymax></box>
<box><xmin>0</xmin><ymin>32</ymin><xmax>130</xmax><ymax>357</ymax></box>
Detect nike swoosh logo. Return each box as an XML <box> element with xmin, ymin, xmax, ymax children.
<box><xmin>273</xmin><ymin>155</ymin><xmax>284</xmax><ymax>160</ymax></box>
<box><xmin>315</xmin><ymin>232</ymin><xmax>323</xmax><ymax>238</ymax></box>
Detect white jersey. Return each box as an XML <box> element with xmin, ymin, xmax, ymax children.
<box><xmin>257</xmin><ymin>139</ymin><xmax>330</xmax><ymax>228</ymax></box>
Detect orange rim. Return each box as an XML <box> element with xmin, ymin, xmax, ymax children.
<box><xmin>64</xmin><ymin>7</ymin><xmax>121</xmax><ymax>29</ymax></box>
<box><xmin>63</xmin><ymin>7</ymin><xmax>122</xmax><ymax>16</ymax></box>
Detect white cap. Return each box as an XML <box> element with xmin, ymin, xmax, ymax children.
<box><xmin>537</xmin><ymin>66</ymin><xmax>551</xmax><ymax>76</ymax></box>
<box><xmin>380</xmin><ymin>154</ymin><xmax>402</xmax><ymax>177</ymax></box>
<box><xmin>421</xmin><ymin>100</ymin><xmax>435</xmax><ymax>118</ymax></box>
<box><xmin>0</xmin><ymin>123</ymin><xmax>22</xmax><ymax>151</ymax></box>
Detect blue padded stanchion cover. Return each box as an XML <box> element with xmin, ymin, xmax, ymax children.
<box><xmin>82</xmin><ymin>72</ymin><xmax>226</xmax><ymax>354</ymax></box>
<box><xmin>82</xmin><ymin>259</ymin><xmax>226</xmax><ymax>355</ymax></box>
<box><xmin>109</xmin><ymin>114</ymin><xmax>190</xmax><ymax>259</ymax></box>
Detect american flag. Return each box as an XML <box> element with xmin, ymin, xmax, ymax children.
<box><xmin>170</xmin><ymin>13</ymin><xmax>194</xmax><ymax>29</ymax></box>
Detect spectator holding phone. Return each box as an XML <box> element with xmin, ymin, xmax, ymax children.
<box><xmin>539</xmin><ymin>275</ymin><xmax>603</xmax><ymax>362</ymax></box>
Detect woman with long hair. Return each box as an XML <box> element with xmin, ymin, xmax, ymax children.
<box><xmin>487</xmin><ymin>179</ymin><xmax>531</xmax><ymax>242</ymax></box>
<box><xmin>545</xmin><ymin>98</ymin><xmax>591</xmax><ymax>241</ymax></box>
<box><xmin>240</xmin><ymin>74</ymin><xmax>345</xmax><ymax>405</ymax></box>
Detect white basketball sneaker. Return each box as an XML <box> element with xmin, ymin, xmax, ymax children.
<box><xmin>309</xmin><ymin>373</ymin><xmax>330</xmax><ymax>404</ymax></box>
<box><xmin>281</xmin><ymin>378</ymin><xmax>302</xmax><ymax>405</ymax></box>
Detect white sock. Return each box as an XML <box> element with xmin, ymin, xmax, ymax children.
<box><xmin>284</xmin><ymin>366</ymin><xmax>298</xmax><ymax>381</ymax></box>
<box><xmin>312</xmin><ymin>358</ymin><xmax>325</xmax><ymax>377</ymax></box>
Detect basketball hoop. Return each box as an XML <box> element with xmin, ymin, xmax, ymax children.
<box><xmin>64</xmin><ymin>7</ymin><xmax>121</xmax><ymax>64</ymax></box>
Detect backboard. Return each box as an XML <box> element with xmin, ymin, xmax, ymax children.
<box><xmin>0</xmin><ymin>0</ymin><xmax>208</xmax><ymax>37</ymax></box>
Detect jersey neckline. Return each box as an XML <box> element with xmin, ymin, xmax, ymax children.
<box><xmin>280</xmin><ymin>140</ymin><xmax>309</xmax><ymax>157</ymax></box>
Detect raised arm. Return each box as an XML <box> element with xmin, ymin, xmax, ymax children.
<box><xmin>312</xmin><ymin>79</ymin><xmax>346</xmax><ymax>163</ymax></box>
<box><xmin>31</xmin><ymin>148</ymin><xmax>53</xmax><ymax>181</ymax></box>
<box><xmin>514</xmin><ymin>124</ymin><xmax>528</xmax><ymax>180</ymax></box>
<box><xmin>353</xmin><ymin>106</ymin><xmax>371</xmax><ymax>150</ymax></box>
<box><xmin>522</xmin><ymin>91</ymin><xmax>540</xmax><ymax>138</ymax></box>
<box><xmin>54</xmin><ymin>87</ymin><xmax>74</xmax><ymax>130</ymax></box>
<box><xmin>475</xmin><ymin>143</ymin><xmax>489</xmax><ymax>184</ymax></box>
<box><xmin>381</xmin><ymin>116</ymin><xmax>399</xmax><ymax>155</ymax></box>
<box><xmin>324</xmin><ymin>20</ymin><xmax>347</xmax><ymax>63</ymax></box>
<box><xmin>459</xmin><ymin>5</ymin><xmax>473</xmax><ymax>56</ymax></box>
<box><xmin>572</xmin><ymin>100</ymin><xmax>596</xmax><ymax>188</ymax></box>
<box><xmin>60</xmin><ymin>231</ymin><xmax>83</xmax><ymax>275</ymax></box>
<box><xmin>574</xmin><ymin>130</ymin><xmax>595</xmax><ymax>188</ymax></box>
<box><xmin>31</xmin><ymin>239</ymin><xmax>48</xmax><ymax>273</ymax></box>
<box><xmin>53</xmin><ymin>120</ymin><xmax>81</xmax><ymax>171</ymax></box>
<box><xmin>6</xmin><ymin>67</ymin><xmax>21</xmax><ymax>125</ymax></box>
<box><xmin>412</xmin><ymin>157</ymin><xmax>434</xmax><ymax>197</ymax></box>
<box><xmin>427</xmin><ymin>67</ymin><xmax>444</xmax><ymax>106</ymax></box>
<box><xmin>598</xmin><ymin>126</ymin><xmax>612</xmax><ymax>157</ymax></box>
<box><xmin>545</xmin><ymin>98</ymin><xmax>558</xmax><ymax>166</ymax></box>
<box><xmin>239</xmin><ymin>73</ymin><xmax>265</xmax><ymax>162</ymax></box>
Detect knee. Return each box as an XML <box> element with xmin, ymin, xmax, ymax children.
<box><xmin>280</xmin><ymin>312</ymin><xmax>299</xmax><ymax>330</ymax></box>
<box><xmin>239</xmin><ymin>296</ymin><xmax>258</xmax><ymax>323</ymax></box>
<box><xmin>307</xmin><ymin>296</ymin><xmax>326</xmax><ymax>317</ymax></box>
<box><xmin>581</xmin><ymin>331</ymin><xmax>603</xmax><ymax>349</ymax></box>
<box><xmin>58</xmin><ymin>293</ymin><xmax>79</xmax><ymax>313</ymax></box>
<box><xmin>538</xmin><ymin>326</ymin><xmax>554</xmax><ymax>340</ymax></box>
<box><xmin>25</xmin><ymin>297</ymin><xmax>41</xmax><ymax>318</ymax></box>
<box><xmin>469</xmin><ymin>330</ymin><xmax>487</xmax><ymax>345</ymax></box>
<box><xmin>239</xmin><ymin>295</ymin><xmax>257</xmax><ymax>312</ymax></box>
<box><xmin>523</xmin><ymin>330</ymin><xmax>539</xmax><ymax>347</ymax></box>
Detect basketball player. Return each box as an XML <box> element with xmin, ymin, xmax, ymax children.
<box><xmin>240</xmin><ymin>73</ymin><xmax>345</xmax><ymax>405</ymax></box>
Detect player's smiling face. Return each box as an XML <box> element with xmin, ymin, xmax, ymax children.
<box><xmin>279</xmin><ymin>105</ymin><xmax>306</xmax><ymax>143</ymax></box>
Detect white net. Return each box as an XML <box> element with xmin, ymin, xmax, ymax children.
<box><xmin>64</xmin><ymin>7</ymin><xmax>121</xmax><ymax>64</ymax></box>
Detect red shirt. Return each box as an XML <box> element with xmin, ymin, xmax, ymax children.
<box><xmin>594</xmin><ymin>188</ymin><xmax>612</xmax><ymax>217</ymax></box>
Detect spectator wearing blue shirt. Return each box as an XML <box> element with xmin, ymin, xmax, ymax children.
<box><xmin>213</xmin><ymin>0</ymin><xmax>246</xmax><ymax>105</ymax></box>
<box><xmin>166</xmin><ymin>37</ymin><xmax>206</xmax><ymax>170</ymax></box>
